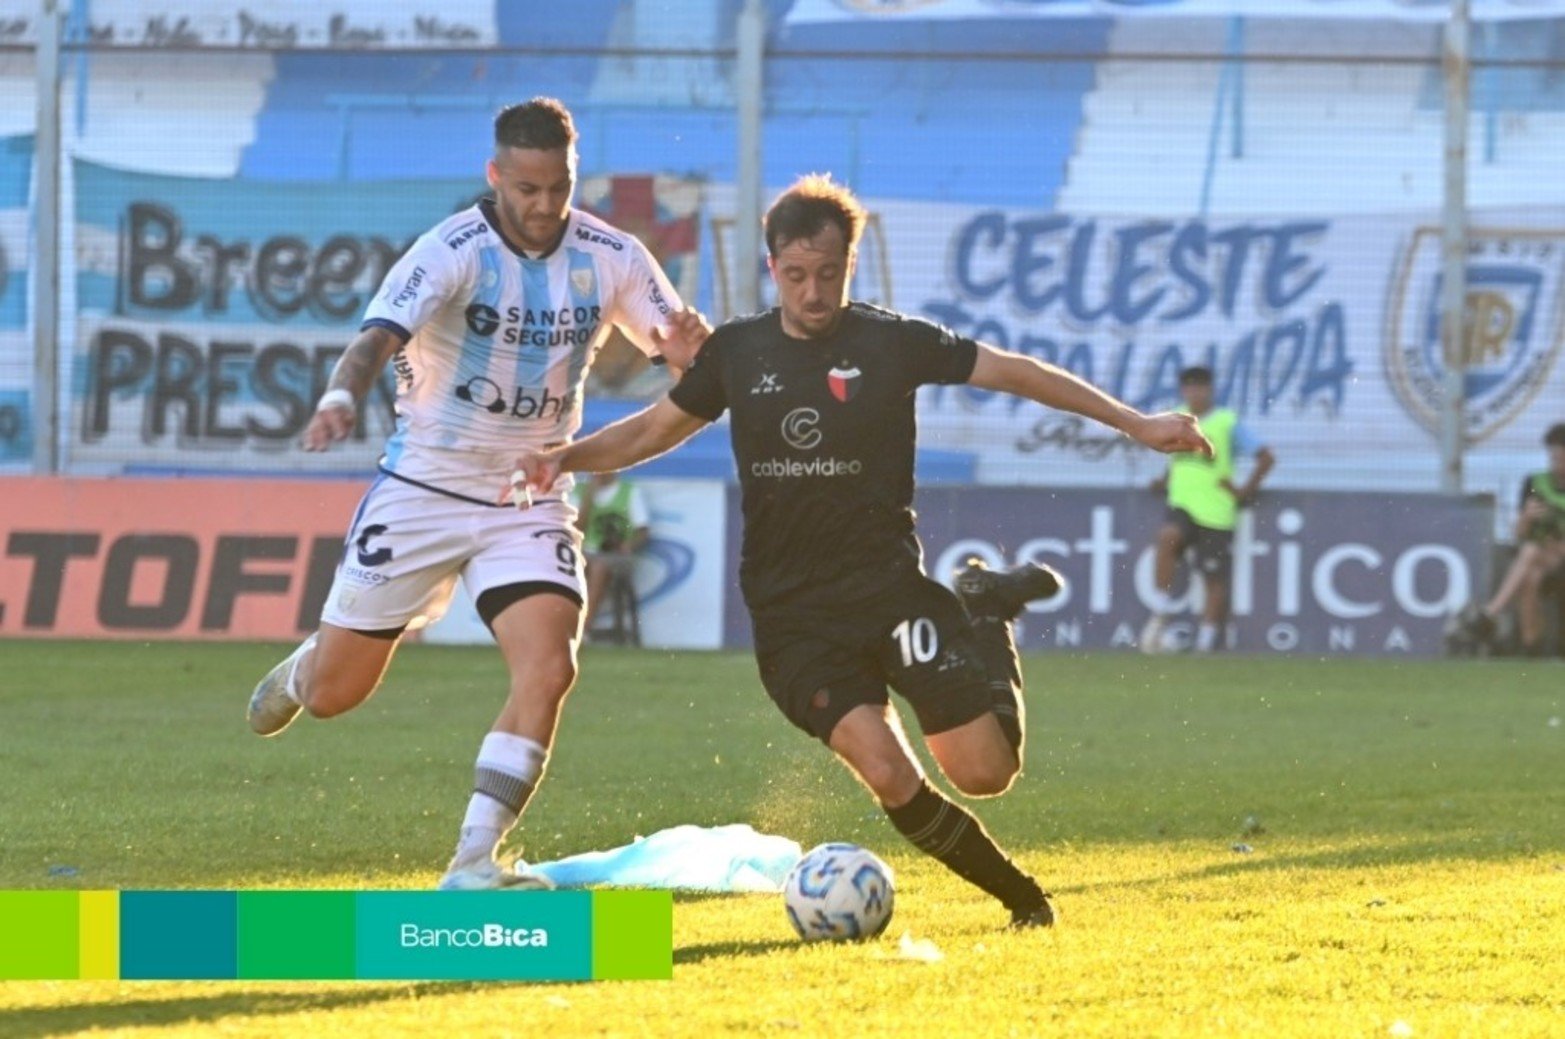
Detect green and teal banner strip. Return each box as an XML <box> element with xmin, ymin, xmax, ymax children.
<box><xmin>0</xmin><ymin>890</ymin><xmax>671</xmax><ymax>981</ymax></box>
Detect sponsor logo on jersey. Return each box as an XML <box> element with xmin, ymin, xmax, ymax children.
<box><xmin>750</xmin><ymin>457</ymin><xmax>864</xmax><ymax>479</ymax></box>
<box><xmin>443</xmin><ymin>221</ymin><xmax>489</xmax><ymax>250</ymax></box>
<box><xmin>454</xmin><ymin>376</ymin><xmax>576</xmax><ymax>421</ymax></box>
<box><xmin>354</xmin><ymin>524</ymin><xmax>393</xmax><ymax>567</ymax></box>
<box><xmin>389</xmin><ymin>266</ymin><xmax>425</xmax><ymax>309</ymax></box>
<box><xmin>827</xmin><ymin>364</ymin><xmax>862</xmax><ymax>403</ymax></box>
<box><xmin>574</xmin><ymin>226</ymin><xmax>624</xmax><ymax>251</ymax></box>
<box><xmin>751</xmin><ymin>373</ymin><xmax>783</xmax><ymax>395</ymax></box>
<box><xmin>780</xmin><ymin>407</ymin><xmax>823</xmax><ymax>451</ymax></box>
<box><xmin>647</xmin><ymin>277</ymin><xmax>672</xmax><ymax>316</ymax></box>
<box><xmin>570</xmin><ymin>267</ymin><xmax>596</xmax><ymax>296</ymax></box>
<box><xmin>464</xmin><ymin>303</ymin><xmax>604</xmax><ymax>347</ymax></box>
<box><xmin>466</xmin><ymin>303</ymin><xmax>501</xmax><ymax>336</ymax></box>
<box><xmin>1386</xmin><ymin>227</ymin><xmax>1565</xmax><ymax>443</ymax></box>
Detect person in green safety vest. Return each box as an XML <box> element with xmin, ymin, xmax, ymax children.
<box><xmin>572</xmin><ymin>471</ymin><xmax>653</xmax><ymax>634</ymax></box>
<box><xmin>1454</xmin><ymin>422</ymin><xmax>1565</xmax><ymax>656</ymax></box>
<box><xmin>1140</xmin><ymin>366</ymin><xmax>1275</xmax><ymax>654</ymax></box>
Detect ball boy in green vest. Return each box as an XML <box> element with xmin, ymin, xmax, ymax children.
<box><xmin>1141</xmin><ymin>367</ymin><xmax>1275</xmax><ymax>654</ymax></box>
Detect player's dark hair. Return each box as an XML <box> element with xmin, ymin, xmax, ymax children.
<box><xmin>764</xmin><ymin>174</ymin><xmax>867</xmax><ymax>257</ymax></box>
<box><xmin>1545</xmin><ymin>422</ymin><xmax>1565</xmax><ymax>449</ymax></box>
<box><xmin>1179</xmin><ymin>366</ymin><xmax>1214</xmax><ymax>387</ymax></box>
<box><xmin>494</xmin><ymin>98</ymin><xmax>578</xmax><ymax>152</ymax></box>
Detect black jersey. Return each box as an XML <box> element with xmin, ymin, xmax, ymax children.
<box><xmin>669</xmin><ymin>303</ymin><xmax>979</xmax><ymax>612</ymax></box>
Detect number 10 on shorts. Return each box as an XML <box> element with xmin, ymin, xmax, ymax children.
<box><xmin>892</xmin><ymin>618</ymin><xmax>939</xmax><ymax>667</ymax></box>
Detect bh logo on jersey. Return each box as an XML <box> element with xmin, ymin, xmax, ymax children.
<box><xmin>827</xmin><ymin>365</ymin><xmax>862</xmax><ymax>403</ymax></box>
<box><xmin>1386</xmin><ymin>227</ymin><xmax>1565</xmax><ymax>443</ymax></box>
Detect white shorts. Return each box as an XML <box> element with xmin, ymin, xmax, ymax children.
<box><xmin>320</xmin><ymin>474</ymin><xmax>586</xmax><ymax>633</ymax></box>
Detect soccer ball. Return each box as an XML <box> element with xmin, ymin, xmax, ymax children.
<box><xmin>783</xmin><ymin>842</ymin><xmax>895</xmax><ymax>941</ymax></box>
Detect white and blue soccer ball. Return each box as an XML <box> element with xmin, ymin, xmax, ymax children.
<box><xmin>783</xmin><ymin>842</ymin><xmax>895</xmax><ymax>941</ymax></box>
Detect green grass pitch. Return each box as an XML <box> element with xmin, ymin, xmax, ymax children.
<box><xmin>1</xmin><ymin>642</ymin><xmax>1561</xmax><ymax>1037</ymax></box>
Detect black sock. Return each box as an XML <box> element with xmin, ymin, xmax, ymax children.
<box><xmin>884</xmin><ymin>780</ymin><xmax>1046</xmax><ymax>915</ymax></box>
<box><xmin>970</xmin><ymin>617</ymin><xmax>1024</xmax><ymax>754</ymax></box>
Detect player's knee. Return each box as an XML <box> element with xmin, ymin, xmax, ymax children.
<box><xmin>1157</xmin><ymin>527</ymin><xmax>1182</xmax><ymax>552</ymax></box>
<box><xmin>947</xmin><ymin>753</ymin><xmax>1019</xmax><ymax>799</ymax></box>
<box><xmin>512</xmin><ymin>654</ymin><xmax>577</xmax><ymax>703</ymax></box>
<box><xmin>858</xmin><ymin>754</ymin><xmax>921</xmax><ymax>805</ymax></box>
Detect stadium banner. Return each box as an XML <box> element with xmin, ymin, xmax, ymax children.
<box><xmin>0</xmin><ymin>135</ymin><xmax>31</xmax><ymax>470</ymax></box>
<box><xmin>784</xmin><ymin>0</ymin><xmax>1565</xmax><ymax>26</ymax></box>
<box><xmin>0</xmin><ymin>477</ymin><xmax>364</xmax><ymax>640</ymax></box>
<box><xmin>708</xmin><ymin>192</ymin><xmax>1565</xmax><ymax>497</ymax></box>
<box><xmin>722</xmin><ymin>488</ymin><xmax>1493</xmax><ymax>657</ymax></box>
<box><xmin>422</xmin><ymin>478</ymin><xmax>730</xmax><ymax>651</ymax></box>
<box><xmin>68</xmin><ymin>162</ymin><xmax>702</xmax><ymax>475</ymax></box>
<box><xmin>0</xmin><ymin>475</ymin><xmax>728</xmax><ymax>648</ymax></box>
<box><xmin>0</xmin><ymin>889</ymin><xmax>671</xmax><ymax>982</ymax></box>
<box><xmin>0</xmin><ymin>1</ymin><xmax>496</xmax><ymax>49</ymax></box>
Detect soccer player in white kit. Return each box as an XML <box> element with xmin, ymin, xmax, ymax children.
<box><xmin>245</xmin><ymin>98</ymin><xmax>709</xmax><ymax>890</ymax></box>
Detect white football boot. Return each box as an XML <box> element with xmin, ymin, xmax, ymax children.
<box><xmin>437</xmin><ymin>857</ymin><xmax>555</xmax><ymax>892</ymax></box>
<box><xmin>246</xmin><ymin>633</ymin><xmax>317</xmax><ymax>737</ymax></box>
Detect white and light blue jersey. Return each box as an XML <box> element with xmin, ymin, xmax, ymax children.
<box><xmin>361</xmin><ymin>201</ymin><xmax>680</xmax><ymax>500</ymax></box>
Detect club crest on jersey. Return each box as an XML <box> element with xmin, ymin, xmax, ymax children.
<box><xmin>570</xmin><ymin>268</ymin><xmax>596</xmax><ymax>297</ymax></box>
<box><xmin>827</xmin><ymin>365</ymin><xmax>862</xmax><ymax>403</ymax></box>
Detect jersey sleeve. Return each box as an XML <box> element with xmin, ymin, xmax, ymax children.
<box><xmin>361</xmin><ymin>233</ymin><xmax>464</xmax><ymax>340</ymax></box>
<box><xmin>899</xmin><ymin>316</ymin><xmax>980</xmax><ymax>386</ymax></box>
<box><xmin>1231</xmin><ymin>420</ymin><xmax>1265</xmax><ymax>456</ymax></box>
<box><xmin>667</xmin><ymin>336</ymin><xmax>728</xmax><ymax>421</ymax></box>
<box><xmin>610</xmin><ymin>238</ymin><xmax>683</xmax><ymax>358</ymax></box>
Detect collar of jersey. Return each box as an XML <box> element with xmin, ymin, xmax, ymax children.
<box><xmin>479</xmin><ymin>198</ymin><xmax>570</xmax><ymax>262</ymax></box>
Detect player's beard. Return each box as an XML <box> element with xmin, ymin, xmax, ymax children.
<box><xmin>501</xmin><ymin>198</ymin><xmax>566</xmax><ymax>253</ymax></box>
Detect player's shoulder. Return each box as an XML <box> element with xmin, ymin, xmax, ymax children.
<box><xmin>846</xmin><ymin>301</ymin><xmax>944</xmax><ymax>337</ymax></box>
<box><xmin>566</xmin><ymin>209</ymin><xmax>639</xmax><ymax>259</ymax></box>
<box><xmin>708</xmin><ymin>309</ymin><xmax>777</xmax><ymax>351</ymax></box>
<box><xmin>425</xmin><ymin>204</ymin><xmax>496</xmax><ymax>258</ymax></box>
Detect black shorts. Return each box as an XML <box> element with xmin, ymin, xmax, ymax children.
<box><xmin>1167</xmin><ymin>507</ymin><xmax>1234</xmax><ymax>583</ymax></box>
<box><xmin>751</xmin><ymin>572</ymin><xmax>993</xmax><ymax>743</ymax></box>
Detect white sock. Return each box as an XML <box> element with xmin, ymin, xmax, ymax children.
<box><xmin>451</xmin><ymin>732</ymin><xmax>548</xmax><ymax>868</ymax></box>
<box><xmin>281</xmin><ymin>634</ymin><xmax>318</xmax><ymax>705</ymax></box>
<box><xmin>1196</xmin><ymin>623</ymin><xmax>1219</xmax><ymax>652</ymax></box>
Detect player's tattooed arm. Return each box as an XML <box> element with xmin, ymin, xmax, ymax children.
<box><xmin>301</xmin><ymin>325</ymin><xmax>407</xmax><ymax>452</ymax></box>
<box><xmin>504</xmin><ymin>397</ymin><xmax>709</xmax><ymax>505</ymax></box>
<box><xmin>967</xmin><ymin>344</ymin><xmax>1213</xmax><ymax>458</ymax></box>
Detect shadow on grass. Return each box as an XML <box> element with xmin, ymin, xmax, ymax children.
<box><xmin>3</xmin><ymin>981</ymin><xmax>524</xmax><ymax>1039</ymax></box>
<box><xmin>1054</xmin><ymin>833</ymin><xmax>1565</xmax><ymax>897</ymax></box>
<box><xmin>674</xmin><ymin>938</ymin><xmax>800</xmax><ymax>965</ymax></box>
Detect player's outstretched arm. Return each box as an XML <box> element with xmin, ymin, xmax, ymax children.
<box><xmin>967</xmin><ymin>344</ymin><xmax>1212</xmax><ymax>457</ymax></box>
<box><xmin>301</xmin><ymin>325</ymin><xmax>406</xmax><ymax>452</ymax></box>
<box><xmin>505</xmin><ymin>396</ymin><xmax>709</xmax><ymax>503</ymax></box>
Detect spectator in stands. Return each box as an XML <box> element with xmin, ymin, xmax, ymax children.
<box><xmin>1455</xmin><ymin>422</ymin><xmax>1565</xmax><ymax>656</ymax></box>
<box><xmin>1140</xmin><ymin>366</ymin><xmax>1275</xmax><ymax>654</ymax></box>
<box><xmin>573</xmin><ymin>472</ymin><xmax>653</xmax><ymax>634</ymax></box>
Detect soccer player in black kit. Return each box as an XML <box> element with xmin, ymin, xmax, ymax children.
<box><xmin>508</xmin><ymin>175</ymin><xmax>1211</xmax><ymax>929</ymax></box>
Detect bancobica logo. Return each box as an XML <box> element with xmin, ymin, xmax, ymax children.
<box><xmin>781</xmin><ymin>407</ymin><xmax>823</xmax><ymax>451</ymax></box>
<box><xmin>1386</xmin><ymin>227</ymin><xmax>1565</xmax><ymax>443</ymax></box>
<box><xmin>400</xmin><ymin>922</ymin><xmax>549</xmax><ymax>948</ymax></box>
<box><xmin>389</xmin><ymin>266</ymin><xmax>425</xmax><ymax>309</ymax></box>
